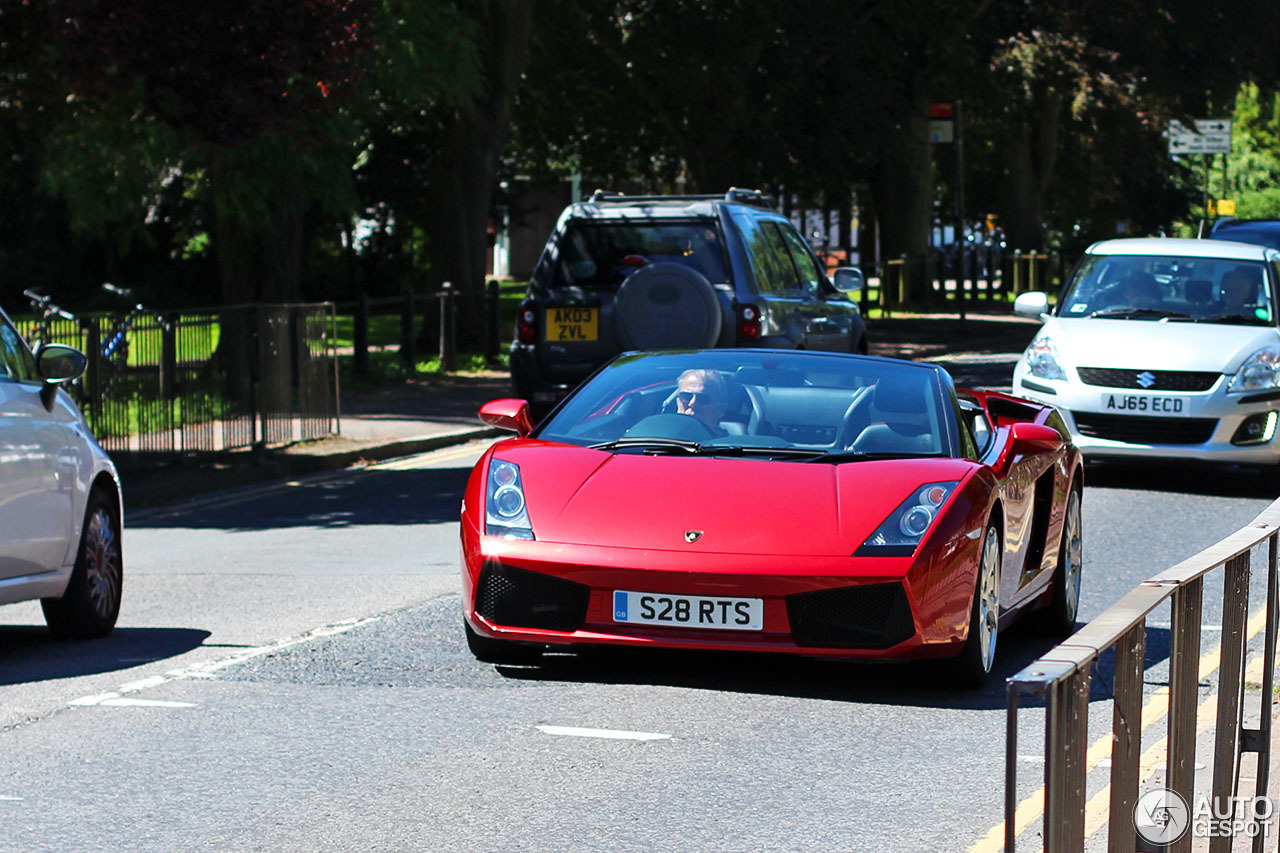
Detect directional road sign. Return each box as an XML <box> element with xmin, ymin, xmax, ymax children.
<box><xmin>1167</xmin><ymin>119</ymin><xmax>1232</xmax><ymax>155</ymax></box>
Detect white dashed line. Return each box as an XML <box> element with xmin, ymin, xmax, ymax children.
<box><xmin>67</xmin><ymin>615</ymin><xmax>382</xmax><ymax>709</ymax></box>
<box><xmin>0</xmin><ymin>796</ymin><xmax>22</xmax><ymax>802</ymax></box>
<box><xmin>536</xmin><ymin>725</ymin><xmax>671</xmax><ymax>741</ymax></box>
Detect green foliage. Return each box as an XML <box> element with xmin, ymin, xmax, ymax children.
<box><xmin>1226</xmin><ymin>83</ymin><xmax>1280</xmax><ymax>218</ymax></box>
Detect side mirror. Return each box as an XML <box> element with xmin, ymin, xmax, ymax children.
<box><xmin>1009</xmin><ymin>421</ymin><xmax>1064</xmax><ymax>453</ymax></box>
<box><xmin>36</xmin><ymin>344</ymin><xmax>87</xmax><ymax>384</ymax></box>
<box><xmin>832</xmin><ymin>267</ymin><xmax>865</xmax><ymax>294</ymax></box>
<box><xmin>1013</xmin><ymin>291</ymin><xmax>1050</xmax><ymax>320</ymax></box>
<box><xmin>993</xmin><ymin>421</ymin><xmax>1064</xmax><ymax>474</ymax></box>
<box><xmin>478</xmin><ymin>398</ymin><xmax>534</xmax><ymax>437</ymax></box>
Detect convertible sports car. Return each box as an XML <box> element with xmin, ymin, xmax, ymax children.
<box><xmin>461</xmin><ymin>349</ymin><xmax>1084</xmax><ymax>685</ymax></box>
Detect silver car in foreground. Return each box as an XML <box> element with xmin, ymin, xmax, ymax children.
<box><xmin>0</xmin><ymin>306</ymin><xmax>123</xmax><ymax>637</ymax></box>
<box><xmin>1012</xmin><ymin>237</ymin><xmax>1280</xmax><ymax>470</ymax></box>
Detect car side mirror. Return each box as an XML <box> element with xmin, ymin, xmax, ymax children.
<box><xmin>36</xmin><ymin>344</ymin><xmax>87</xmax><ymax>384</ymax></box>
<box><xmin>1013</xmin><ymin>291</ymin><xmax>1050</xmax><ymax>320</ymax></box>
<box><xmin>478</xmin><ymin>398</ymin><xmax>534</xmax><ymax>437</ymax></box>
<box><xmin>832</xmin><ymin>267</ymin><xmax>865</xmax><ymax>294</ymax></box>
<box><xmin>993</xmin><ymin>421</ymin><xmax>1063</xmax><ymax>474</ymax></box>
<box><xmin>1009</xmin><ymin>421</ymin><xmax>1064</xmax><ymax>453</ymax></box>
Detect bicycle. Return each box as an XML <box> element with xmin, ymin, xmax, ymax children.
<box><xmin>22</xmin><ymin>288</ymin><xmax>77</xmax><ymax>350</ymax></box>
<box><xmin>100</xmin><ymin>282</ymin><xmax>151</xmax><ymax>369</ymax></box>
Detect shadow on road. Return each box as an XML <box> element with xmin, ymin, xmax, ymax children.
<box><xmin>0</xmin><ymin>626</ymin><xmax>211</xmax><ymax>686</ymax></box>
<box><xmin>486</xmin><ymin>619</ymin><xmax>1173</xmax><ymax>711</ymax></box>
<box><xmin>1086</xmin><ymin>459</ymin><xmax>1279</xmax><ymax>500</ymax></box>
<box><xmin>133</xmin><ymin>466</ymin><xmax>473</xmax><ymax>531</ymax></box>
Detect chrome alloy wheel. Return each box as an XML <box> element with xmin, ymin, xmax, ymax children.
<box><xmin>977</xmin><ymin>525</ymin><xmax>1001</xmax><ymax>673</ymax></box>
<box><xmin>83</xmin><ymin>507</ymin><xmax>122</xmax><ymax>620</ymax></box>
<box><xmin>1061</xmin><ymin>489</ymin><xmax>1083</xmax><ymax>622</ymax></box>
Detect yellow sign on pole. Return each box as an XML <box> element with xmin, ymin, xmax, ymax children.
<box><xmin>1217</xmin><ymin>199</ymin><xmax>1236</xmax><ymax>216</ymax></box>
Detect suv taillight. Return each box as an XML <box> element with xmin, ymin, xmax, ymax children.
<box><xmin>737</xmin><ymin>303</ymin><xmax>761</xmax><ymax>342</ymax></box>
<box><xmin>518</xmin><ymin>306</ymin><xmax>537</xmax><ymax>344</ymax></box>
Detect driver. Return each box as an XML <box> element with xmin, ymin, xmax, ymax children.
<box><xmin>675</xmin><ymin>368</ymin><xmax>727</xmax><ymax>432</ymax></box>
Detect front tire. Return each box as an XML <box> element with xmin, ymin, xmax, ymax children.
<box><xmin>464</xmin><ymin>621</ymin><xmax>543</xmax><ymax>665</ymax></box>
<box><xmin>955</xmin><ymin>522</ymin><xmax>1001</xmax><ymax>688</ymax></box>
<box><xmin>1042</xmin><ymin>485</ymin><xmax>1083</xmax><ymax>636</ymax></box>
<box><xmin>42</xmin><ymin>490</ymin><xmax>122</xmax><ymax>639</ymax></box>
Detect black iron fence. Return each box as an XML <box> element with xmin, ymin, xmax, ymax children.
<box><xmin>867</xmin><ymin>248</ymin><xmax>1059</xmax><ymax>316</ymax></box>
<box><xmin>16</xmin><ymin>302</ymin><xmax>338</xmax><ymax>463</ymax></box>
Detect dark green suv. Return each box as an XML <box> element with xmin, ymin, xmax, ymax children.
<box><xmin>510</xmin><ymin>189</ymin><xmax>867</xmax><ymax>409</ymax></box>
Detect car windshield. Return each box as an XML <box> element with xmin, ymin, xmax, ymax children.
<box><xmin>535</xmin><ymin>351</ymin><xmax>955</xmax><ymax>460</ymax></box>
<box><xmin>1058</xmin><ymin>254</ymin><xmax>1275</xmax><ymax>326</ymax></box>
<box><xmin>550</xmin><ymin>219</ymin><xmax>728</xmax><ymax>289</ymax></box>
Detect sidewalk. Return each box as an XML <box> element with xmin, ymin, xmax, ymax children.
<box><xmin>122</xmin><ymin>312</ymin><xmax>1042</xmax><ymax>509</ymax></box>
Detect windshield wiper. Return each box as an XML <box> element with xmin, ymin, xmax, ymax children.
<box><xmin>800</xmin><ymin>450</ymin><xmax>941</xmax><ymax>463</ymax></box>
<box><xmin>1086</xmin><ymin>307</ymin><xmax>1190</xmax><ymax>320</ymax></box>
<box><xmin>589</xmin><ymin>437</ymin><xmax>703</xmax><ymax>454</ymax></box>
<box><xmin>1199</xmin><ymin>312</ymin><xmax>1262</xmax><ymax>324</ymax></box>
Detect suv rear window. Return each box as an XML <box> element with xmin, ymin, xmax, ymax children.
<box><xmin>550</xmin><ymin>219</ymin><xmax>728</xmax><ymax>289</ymax></box>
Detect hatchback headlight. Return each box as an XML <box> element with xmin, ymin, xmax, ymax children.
<box><xmin>1227</xmin><ymin>346</ymin><xmax>1280</xmax><ymax>394</ymax></box>
<box><xmin>1024</xmin><ymin>334</ymin><xmax>1066</xmax><ymax>381</ymax></box>
<box><xmin>855</xmin><ymin>482</ymin><xmax>958</xmax><ymax>556</ymax></box>
<box><xmin>485</xmin><ymin>459</ymin><xmax>535</xmax><ymax>540</ymax></box>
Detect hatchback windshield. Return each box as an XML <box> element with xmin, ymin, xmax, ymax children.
<box><xmin>551</xmin><ymin>220</ymin><xmax>728</xmax><ymax>289</ymax></box>
<box><xmin>1059</xmin><ymin>254</ymin><xmax>1275</xmax><ymax>325</ymax></box>
<box><xmin>536</xmin><ymin>351</ymin><xmax>954</xmax><ymax>459</ymax></box>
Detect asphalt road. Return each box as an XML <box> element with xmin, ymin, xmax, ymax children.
<box><xmin>0</xmin><ymin>440</ymin><xmax>1277</xmax><ymax>852</ymax></box>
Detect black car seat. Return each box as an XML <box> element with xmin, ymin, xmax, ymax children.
<box><xmin>850</xmin><ymin>378</ymin><xmax>935</xmax><ymax>454</ymax></box>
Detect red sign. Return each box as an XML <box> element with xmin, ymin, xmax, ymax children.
<box><xmin>929</xmin><ymin>102</ymin><xmax>953</xmax><ymax>119</ymax></box>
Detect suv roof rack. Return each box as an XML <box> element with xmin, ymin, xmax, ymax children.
<box><xmin>587</xmin><ymin>187</ymin><xmax>775</xmax><ymax>210</ymax></box>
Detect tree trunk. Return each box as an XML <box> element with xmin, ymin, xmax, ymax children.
<box><xmin>424</xmin><ymin>0</ymin><xmax>534</xmax><ymax>355</ymax></box>
<box><xmin>868</xmin><ymin>102</ymin><xmax>934</xmax><ymax>302</ymax></box>
<box><xmin>998</xmin><ymin>89</ymin><xmax>1062</xmax><ymax>251</ymax></box>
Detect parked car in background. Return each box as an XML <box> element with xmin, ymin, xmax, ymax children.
<box><xmin>1012</xmin><ymin>237</ymin><xmax>1280</xmax><ymax>475</ymax></box>
<box><xmin>0</xmin><ymin>305</ymin><xmax>123</xmax><ymax>637</ymax></box>
<box><xmin>509</xmin><ymin>189</ymin><xmax>868</xmax><ymax>412</ymax></box>
<box><xmin>1209</xmin><ymin>218</ymin><xmax>1280</xmax><ymax>251</ymax></box>
<box><xmin>466</xmin><ymin>348</ymin><xmax>1083</xmax><ymax>687</ymax></box>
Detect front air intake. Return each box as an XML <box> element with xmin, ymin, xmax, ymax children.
<box><xmin>786</xmin><ymin>582</ymin><xmax>915</xmax><ymax>649</ymax></box>
<box><xmin>475</xmin><ymin>563</ymin><xmax>589</xmax><ymax>632</ymax></box>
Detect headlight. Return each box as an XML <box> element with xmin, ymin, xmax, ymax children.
<box><xmin>1024</xmin><ymin>334</ymin><xmax>1066</xmax><ymax>380</ymax></box>
<box><xmin>855</xmin><ymin>482</ymin><xmax>958</xmax><ymax>556</ymax></box>
<box><xmin>1227</xmin><ymin>346</ymin><xmax>1280</xmax><ymax>393</ymax></box>
<box><xmin>485</xmin><ymin>459</ymin><xmax>535</xmax><ymax>540</ymax></box>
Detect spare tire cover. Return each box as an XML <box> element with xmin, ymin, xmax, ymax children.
<box><xmin>612</xmin><ymin>262</ymin><xmax>722</xmax><ymax>350</ymax></box>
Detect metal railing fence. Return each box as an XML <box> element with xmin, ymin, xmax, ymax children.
<box><xmin>868</xmin><ymin>249</ymin><xmax>1055</xmax><ymax>317</ymax></box>
<box><xmin>16</xmin><ymin>302</ymin><xmax>338</xmax><ymax>462</ymax></box>
<box><xmin>1005</xmin><ymin>496</ymin><xmax>1280</xmax><ymax>852</ymax></box>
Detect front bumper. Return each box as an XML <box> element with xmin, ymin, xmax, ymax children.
<box><xmin>1011</xmin><ymin>366</ymin><xmax>1280</xmax><ymax>465</ymax></box>
<box><xmin>461</xmin><ymin>535</ymin><xmax>974</xmax><ymax>661</ymax></box>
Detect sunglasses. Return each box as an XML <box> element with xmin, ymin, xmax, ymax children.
<box><xmin>676</xmin><ymin>391</ymin><xmax>704</xmax><ymax>407</ymax></box>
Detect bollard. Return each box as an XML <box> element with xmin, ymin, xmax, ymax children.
<box><xmin>399</xmin><ymin>288</ymin><xmax>415</xmax><ymax>370</ymax></box>
<box><xmin>440</xmin><ymin>282</ymin><xmax>457</xmax><ymax>373</ymax></box>
<box><xmin>486</xmin><ymin>279</ymin><xmax>500</xmax><ymax>363</ymax></box>
<box><xmin>355</xmin><ymin>291</ymin><xmax>370</xmax><ymax>377</ymax></box>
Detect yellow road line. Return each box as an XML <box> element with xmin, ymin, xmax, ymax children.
<box><xmin>968</xmin><ymin>605</ymin><xmax>1270</xmax><ymax>852</ymax></box>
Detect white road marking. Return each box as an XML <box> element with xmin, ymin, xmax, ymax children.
<box><xmin>68</xmin><ymin>616</ymin><xmax>382</xmax><ymax>709</ymax></box>
<box><xmin>99</xmin><ymin>698</ymin><xmax>198</xmax><ymax>709</ymax></box>
<box><xmin>0</xmin><ymin>796</ymin><xmax>23</xmax><ymax>802</ymax></box>
<box><xmin>536</xmin><ymin>725</ymin><xmax>671</xmax><ymax>741</ymax></box>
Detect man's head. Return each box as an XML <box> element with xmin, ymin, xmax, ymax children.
<box><xmin>675</xmin><ymin>368</ymin><xmax>727</xmax><ymax>429</ymax></box>
<box><xmin>1221</xmin><ymin>271</ymin><xmax>1254</xmax><ymax>308</ymax></box>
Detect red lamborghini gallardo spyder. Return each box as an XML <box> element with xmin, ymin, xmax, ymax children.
<box><xmin>461</xmin><ymin>349</ymin><xmax>1084</xmax><ymax>686</ymax></box>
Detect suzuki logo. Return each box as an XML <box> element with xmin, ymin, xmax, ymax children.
<box><xmin>684</xmin><ymin>530</ymin><xmax>703</xmax><ymax>543</ymax></box>
<box><xmin>1136</xmin><ymin>371</ymin><xmax>1157</xmax><ymax>389</ymax></box>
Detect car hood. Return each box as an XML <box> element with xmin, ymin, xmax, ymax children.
<box><xmin>1044</xmin><ymin>317</ymin><xmax>1280</xmax><ymax>373</ymax></box>
<box><xmin>500</xmin><ymin>444</ymin><xmax>975</xmax><ymax>557</ymax></box>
